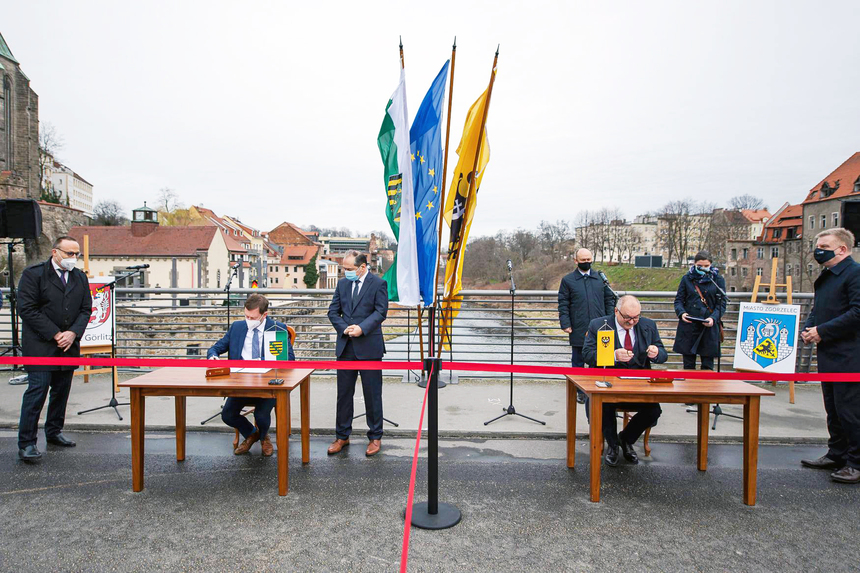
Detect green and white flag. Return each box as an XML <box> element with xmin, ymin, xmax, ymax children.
<box><xmin>377</xmin><ymin>68</ymin><xmax>419</xmax><ymax>306</ymax></box>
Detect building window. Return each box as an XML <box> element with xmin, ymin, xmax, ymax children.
<box><xmin>294</xmin><ymin>266</ymin><xmax>299</xmax><ymax>273</ymax></box>
<box><xmin>821</xmin><ymin>214</ymin><xmax>827</xmax><ymax>228</ymax></box>
<box><xmin>730</xmin><ymin>248</ymin><xmax>737</xmax><ymax>260</ymax></box>
<box><xmin>756</xmin><ymin>268</ymin><xmax>763</xmax><ymax>276</ymax></box>
<box><xmin>742</xmin><ymin>248</ymin><xmax>749</xmax><ymax>259</ymax></box>
<box><xmin>833</xmin><ymin>212</ymin><xmax>839</xmax><ymax>227</ymax></box>
<box><xmin>808</xmin><ymin>263</ymin><xmax>813</xmax><ymax>274</ymax></box>
<box><xmin>772</xmin><ymin>229</ymin><xmax>782</xmax><ymax>239</ymax></box>
<box><xmin>757</xmin><ymin>247</ymin><xmax>764</xmax><ymax>259</ymax></box>
<box><xmin>730</xmin><ymin>286</ymin><xmax>736</xmax><ymax>292</ymax></box>
<box><xmin>854</xmin><ymin>176</ymin><xmax>860</xmax><ymax>193</ymax></box>
<box><xmin>770</xmin><ymin>247</ymin><xmax>779</xmax><ymax>258</ymax></box>
<box><xmin>217</xmin><ymin>269</ymin><xmax>221</xmax><ymax>288</ymax></box>
<box><xmin>0</xmin><ymin>75</ymin><xmax>10</xmax><ymax>167</ymax></box>
<box><xmin>786</xmin><ymin>264</ymin><xmax>792</xmax><ymax>276</ymax></box>
<box><xmin>294</xmin><ymin>278</ymin><xmax>298</xmax><ymax>284</ymax></box>
<box><xmin>742</xmin><ymin>267</ymin><xmax>748</xmax><ymax>277</ymax></box>
<box><xmin>730</xmin><ymin>267</ymin><xmax>737</xmax><ymax>277</ymax></box>
<box><xmin>809</xmin><ymin>216</ymin><xmax>814</xmax><ymax>230</ymax></box>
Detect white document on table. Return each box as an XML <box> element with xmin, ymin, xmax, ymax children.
<box><xmin>231</xmin><ymin>367</ymin><xmax>271</xmax><ymax>374</ymax></box>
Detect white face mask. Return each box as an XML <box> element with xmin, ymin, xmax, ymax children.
<box><xmin>245</xmin><ymin>318</ymin><xmax>262</xmax><ymax>330</ymax></box>
<box><xmin>60</xmin><ymin>257</ymin><xmax>77</xmax><ymax>271</ymax></box>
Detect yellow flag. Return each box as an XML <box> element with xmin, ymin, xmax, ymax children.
<box><xmin>440</xmin><ymin>88</ymin><xmax>492</xmax><ymax>349</ymax></box>
<box><xmin>596</xmin><ymin>329</ymin><xmax>616</xmax><ymax>367</ymax></box>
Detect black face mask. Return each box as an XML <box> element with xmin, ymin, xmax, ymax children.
<box><xmin>578</xmin><ymin>262</ymin><xmax>592</xmax><ymax>272</ymax></box>
<box><xmin>813</xmin><ymin>248</ymin><xmax>837</xmax><ymax>264</ymax></box>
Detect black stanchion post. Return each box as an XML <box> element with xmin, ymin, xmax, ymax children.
<box><xmin>409</xmin><ymin>355</ymin><xmax>461</xmax><ymax>530</ymax></box>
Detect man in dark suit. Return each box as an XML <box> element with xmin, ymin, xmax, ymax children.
<box><xmin>583</xmin><ymin>295</ymin><xmax>667</xmax><ymax>467</ymax></box>
<box><xmin>208</xmin><ymin>293</ymin><xmax>294</xmax><ymax>456</ymax></box>
<box><xmin>558</xmin><ymin>248</ymin><xmax>616</xmax><ymax>402</ymax></box>
<box><xmin>327</xmin><ymin>250</ymin><xmax>389</xmax><ymax>456</ymax></box>
<box><xmin>16</xmin><ymin>236</ymin><xmax>92</xmax><ymax>462</ymax></box>
<box><xmin>800</xmin><ymin>228</ymin><xmax>860</xmax><ymax>484</ymax></box>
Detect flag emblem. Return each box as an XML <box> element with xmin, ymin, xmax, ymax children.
<box><xmin>387</xmin><ymin>174</ymin><xmax>403</xmax><ymax>223</ymax></box>
<box><xmin>268</xmin><ymin>341</ymin><xmax>284</xmax><ymax>356</ymax></box>
<box><xmin>740</xmin><ymin>316</ymin><xmax>794</xmax><ymax>367</ymax></box>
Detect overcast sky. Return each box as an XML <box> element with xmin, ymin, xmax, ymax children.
<box><xmin>4</xmin><ymin>1</ymin><xmax>860</xmax><ymax>238</ymax></box>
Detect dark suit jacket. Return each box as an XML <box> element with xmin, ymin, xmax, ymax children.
<box><xmin>803</xmin><ymin>256</ymin><xmax>860</xmax><ymax>373</ymax></box>
<box><xmin>558</xmin><ymin>271</ymin><xmax>615</xmax><ymax>347</ymax></box>
<box><xmin>17</xmin><ymin>259</ymin><xmax>93</xmax><ymax>372</ymax></box>
<box><xmin>582</xmin><ymin>314</ymin><xmax>668</xmax><ymax>369</ymax></box>
<box><xmin>673</xmin><ymin>269</ymin><xmax>727</xmax><ymax>357</ymax></box>
<box><xmin>207</xmin><ymin>317</ymin><xmax>295</xmax><ymax>360</ymax></box>
<box><xmin>328</xmin><ymin>272</ymin><xmax>388</xmax><ymax>359</ymax></box>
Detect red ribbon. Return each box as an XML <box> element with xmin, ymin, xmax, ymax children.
<box><xmin>1</xmin><ymin>356</ymin><xmax>857</xmax><ymax>382</ymax></box>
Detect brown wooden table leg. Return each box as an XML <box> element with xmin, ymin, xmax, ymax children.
<box><xmin>743</xmin><ymin>396</ymin><xmax>761</xmax><ymax>506</ymax></box>
<box><xmin>590</xmin><ymin>394</ymin><xmax>603</xmax><ymax>503</ymax></box>
<box><xmin>131</xmin><ymin>388</ymin><xmax>144</xmax><ymax>492</ymax></box>
<box><xmin>175</xmin><ymin>396</ymin><xmax>186</xmax><ymax>462</ymax></box>
<box><xmin>697</xmin><ymin>402</ymin><xmax>709</xmax><ymax>471</ymax></box>
<box><xmin>276</xmin><ymin>391</ymin><xmax>290</xmax><ymax>495</ymax></box>
<box><xmin>567</xmin><ymin>380</ymin><xmax>577</xmax><ymax>469</ymax></box>
<box><xmin>300</xmin><ymin>377</ymin><xmax>310</xmax><ymax>465</ymax></box>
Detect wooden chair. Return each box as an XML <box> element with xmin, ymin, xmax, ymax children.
<box><xmin>232</xmin><ymin>325</ymin><xmax>296</xmax><ymax>449</ymax></box>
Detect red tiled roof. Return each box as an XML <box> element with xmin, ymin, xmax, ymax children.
<box><xmin>741</xmin><ymin>209</ymin><xmax>771</xmax><ymax>222</ymax></box>
<box><xmin>280</xmin><ymin>245</ymin><xmax>318</xmax><ymax>266</ymax></box>
<box><xmin>221</xmin><ymin>231</ymin><xmax>247</xmax><ymax>253</ymax></box>
<box><xmin>68</xmin><ymin>225</ymin><xmax>221</xmax><ymax>256</ymax></box>
<box><xmin>770</xmin><ymin>204</ymin><xmax>803</xmax><ymax>228</ymax></box>
<box><xmin>803</xmin><ymin>152</ymin><xmax>860</xmax><ymax>204</ymax></box>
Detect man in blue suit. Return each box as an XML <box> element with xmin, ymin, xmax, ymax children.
<box><xmin>207</xmin><ymin>294</ymin><xmax>294</xmax><ymax>456</ymax></box>
<box><xmin>327</xmin><ymin>251</ymin><xmax>389</xmax><ymax>456</ymax></box>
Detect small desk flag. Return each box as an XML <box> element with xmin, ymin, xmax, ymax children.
<box><xmin>596</xmin><ymin>328</ymin><xmax>616</xmax><ymax>367</ymax></box>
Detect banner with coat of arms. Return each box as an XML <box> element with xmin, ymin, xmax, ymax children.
<box><xmin>82</xmin><ymin>278</ymin><xmax>115</xmax><ymax>347</ymax></box>
<box><xmin>732</xmin><ymin>302</ymin><xmax>800</xmax><ymax>373</ymax></box>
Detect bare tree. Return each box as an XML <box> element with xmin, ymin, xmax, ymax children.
<box><xmin>509</xmin><ymin>228</ymin><xmax>540</xmax><ymax>264</ymax></box>
<box><xmin>538</xmin><ymin>220</ymin><xmax>571</xmax><ymax>257</ymax></box>
<box><xmin>658</xmin><ymin>199</ymin><xmax>698</xmax><ymax>266</ymax></box>
<box><xmin>92</xmin><ymin>200</ymin><xmax>128</xmax><ymax>226</ymax></box>
<box><xmin>729</xmin><ymin>194</ymin><xmax>768</xmax><ymax>211</ymax></box>
<box><xmin>617</xmin><ymin>225</ymin><xmax>642</xmax><ymax>263</ymax></box>
<box><xmin>157</xmin><ymin>187</ymin><xmax>183</xmax><ymax>213</ymax></box>
<box><xmin>39</xmin><ymin>122</ymin><xmax>65</xmax><ymax>202</ymax></box>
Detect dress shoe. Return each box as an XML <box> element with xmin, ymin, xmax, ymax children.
<box><xmin>801</xmin><ymin>455</ymin><xmax>844</xmax><ymax>470</ymax></box>
<box><xmin>234</xmin><ymin>431</ymin><xmax>259</xmax><ymax>455</ymax></box>
<box><xmin>232</xmin><ymin>433</ymin><xmax>240</xmax><ymax>450</ymax></box>
<box><xmin>604</xmin><ymin>444</ymin><xmax>619</xmax><ymax>467</ymax></box>
<box><xmin>621</xmin><ymin>441</ymin><xmax>639</xmax><ymax>464</ymax></box>
<box><xmin>366</xmin><ymin>439</ymin><xmax>381</xmax><ymax>457</ymax></box>
<box><xmin>46</xmin><ymin>434</ymin><xmax>76</xmax><ymax>447</ymax></box>
<box><xmin>830</xmin><ymin>466</ymin><xmax>860</xmax><ymax>484</ymax></box>
<box><xmin>260</xmin><ymin>435</ymin><xmax>274</xmax><ymax>457</ymax></box>
<box><xmin>327</xmin><ymin>438</ymin><xmax>349</xmax><ymax>455</ymax></box>
<box><xmin>576</xmin><ymin>391</ymin><xmax>586</xmax><ymax>405</ymax></box>
<box><xmin>17</xmin><ymin>445</ymin><xmax>42</xmax><ymax>463</ymax></box>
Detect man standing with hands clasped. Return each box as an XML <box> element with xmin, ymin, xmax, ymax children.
<box><xmin>16</xmin><ymin>236</ymin><xmax>92</xmax><ymax>463</ymax></box>
<box><xmin>327</xmin><ymin>251</ymin><xmax>389</xmax><ymax>457</ymax></box>
<box><xmin>558</xmin><ymin>248</ymin><xmax>616</xmax><ymax>403</ymax></box>
<box><xmin>800</xmin><ymin>228</ymin><xmax>860</xmax><ymax>484</ymax></box>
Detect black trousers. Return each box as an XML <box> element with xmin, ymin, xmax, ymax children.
<box><xmin>682</xmin><ymin>354</ymin><xmax>714</xmax><ymax>370</ymax></box>
<box><xmin>18</xmin><ymin>370</ymin><xmax>74</xmax><ymax>449</ymax></box>
<box><xmin>335</xmin><ymin>341</ymin><xmax>383</xmax><ymax>441</ymax></box>
<box><xmin>221</xmin><ymin>397</ymin><xmax>276</xmax><ymax>440</ymax></box>
<box><xmin>822</xmin><ymin>381</ymin><xmax>860</xmax><ymax>469</ymax></box>
<box><xmin>587</xmin><ymin>399</ymin><xmax>662</xmax><ymax>448</ymax></box>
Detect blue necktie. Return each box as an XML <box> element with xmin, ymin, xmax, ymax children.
<box><xmin>252</xmin><ymin>328</ymin><xmax>260</xmax><ymax>359</ymax></box>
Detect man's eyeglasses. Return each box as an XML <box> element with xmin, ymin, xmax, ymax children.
<box><xmin>616</xmin><ymin>309</ymin><xmax>640</xmax><ymax>322</ymax></box>
<box><xmin>56</xmin><ymin>248</ymin><xmax>80</xmax><ymax>257</ymax></box>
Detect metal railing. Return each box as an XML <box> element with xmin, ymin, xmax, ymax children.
<box><xmin>0</xmin><ymin>288</ymin><xmax>816</xmax><ymax>378</ymax></box>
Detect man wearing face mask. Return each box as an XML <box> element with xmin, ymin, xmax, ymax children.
<box><xmin>327</xmin><ymin>250</ymin><xmax>389</xmax><ymax>456</ymax></box>
<box><xmin>16</xmin><ymin>236</ymin><xmax>92</xmax><ymax>463</ymax></box>
<box><xmin>558</xmin><ymin>248</ymin><xmax>616</xmax><ymax>402</ymax></box>
<box><xmin>800</xmin><ymin>228</ymin><xmax>860</xmax><ymax>484</ymax></box>
<box><xmin>207</xmin><ymin>293</ymin><xmax>295</xmax><ymax>456</ymax></box>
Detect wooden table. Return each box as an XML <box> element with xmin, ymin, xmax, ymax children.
<box><xmin>119</xmin><ymin>367</ymin><xmax>313</xmax><ymax>496</ymax></box>
<box><xmin>566</xmin><ymin>375</ymin><xmax>774</xmax><ymax>506</ymax></box>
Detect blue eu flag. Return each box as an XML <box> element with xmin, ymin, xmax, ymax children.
<box><xmin>409</xmin><ymin>60</ymin><xmax>449</xmax><ymax>306</ymax></box>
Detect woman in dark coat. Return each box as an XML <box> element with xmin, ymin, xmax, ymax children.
<box><xmin>673</xmin><ymin>251</ymin><xmax>727</xmax><ymax>370</ymax></box>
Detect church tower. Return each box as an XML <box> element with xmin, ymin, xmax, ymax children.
<box><xmin>0</xmin><ymin>31</ymin><xmax>40</xmax><ymax>201</ymax></box>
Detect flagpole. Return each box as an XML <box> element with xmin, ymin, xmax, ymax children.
<box><xmin>438</xmin><ymin>45</ymin><xmax>499</xmax><ymax>359</ymax></box>
<box><xmin>399</xmin><ymin>36</ymin><xmax>405</xmax><ymax>69</ymax></box>
<box><xmin>431</xmin><ymin>38</ymin><xmax>457</xmax><ymax>360</ymax></box>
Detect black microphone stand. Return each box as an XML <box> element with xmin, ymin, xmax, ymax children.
<box><xmin>77</xmin><ymin>268</ymin><xmax>142</xmax><ymax>420</ymax></box>
<box><xmin>686</xmin><ymin>271</ymin><xmax>742</xmax><ymax>428</ymax></box>
<box><xmin>485</xmin><ymin>260</ymin><xmax>545</xmax><ymax>426</ymax></box>
<box><xmin>201</xmin><ymin>264</ymin><xmax>239</xmax><ymax>425</ymax></box>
